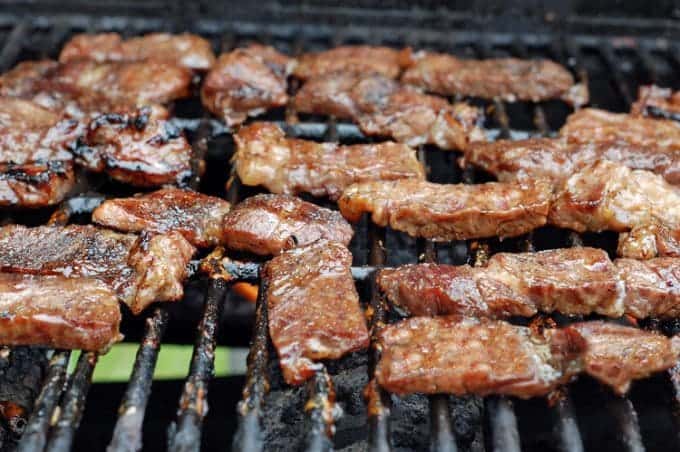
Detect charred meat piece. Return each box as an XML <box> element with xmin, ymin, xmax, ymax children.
<box><xmin>264</xmin><ymin>240</ymin><xmax>369</xmax><ymax>385</ymax></box>
<box><xmin>0</xmin><ymin>161</ymin><xmax>75</xmax><ymax>208</ymax></box>
<box><xmin>338</xmin><ymin>178</ymin><xmax>551</xmax><ymax>241</ymax></box>
<box><xmin>293</xmin><ymin>72</ymin><xmax>486</xmax><ymax>150</ymax></box>
<box><xmin>59</xmin><ymin>32</ymin><xmax>216</xmax><ymax>71</ymax></box>
<box><xmin>234</xmin><ymin>122</ymin><xmax>424</xmax><ymax>200</ymax></box>
<box><xmin>75</xmin><ymin>108</ymin><xmax>194</xmax><ymax>187</ymax></box>
<box><xmin>631</xmin><ymin>85</ymin><xmax>680</xmax><ymax>121</ymax></box>
<box><xmin>0</xmin><ymin>225</ymin><xmax>195</xmax><ymax>314</ymax></box>
<box><xmin>293</xmin><ymin>45</ymin><xmax>411</xmax><ymax>80</ymax></box>
<box><xmin>617</xmin><ymin>223</ymin><xmax>680</xmax><ymax>259</ymax></box>
<box><xmin>0</xmin><ymin>273</ymin><xmax>122</xmax><ymax>351</ymax></box>
<box><xmin>222</xmin><ymin>194</ymin><xmax>353</xmax><ymax>255</ymax></box>
<box><xmin>201</xmin><ymin>45</ymin><xmax>292</xmax><ymax>126</ymax></box>
<box><xmin>616</xmin><ymin>258</ymin><xmax>680</xmax><ymax>319</ymax></box>
<box><xmin>92</xmin><ymin>187</ymin><xmax>231</xmax><ymax>247</ymax></box>
<box><xmin>401</xmin><ymin>53</ymin><xmax>588</xmax><ymax>106</ymax></box>
<box><xmin>377</xmin><ymin>247</ymin><xmax>623</xmax><ymax>318</ymax></box>
<box><xmin>376</xmin><ymin>316</ymin><xmax>585</xmax><ymax>398</ymax></box>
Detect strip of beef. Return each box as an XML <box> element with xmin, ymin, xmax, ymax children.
<box><xmin>74</xmin><ymin>107</ymin><xmax>194</xmax><ymax>187</ymax></box>
<box><xmin>59</xmin><ymin>32</ymin><xmax>215</xmax><ymax>71</ymax></box>
<box><xmin>616</xmin><ymin>258</ymin><xmax>680</xmax><ymax>319</ymax></box>
<box><xmin>293</xmin><ymin>72</ymin><xmax>485</xmax><ymax>150</ymax></box>
<box><xmin>0</xmin><ymin>273</ymin><xmax>122</xmax><ymax>351</ymax></box>
<box><xmin>0</xmin><ymin>161</ymin><xmax>75</xmax><ymax>208</ymax></box>
<box><xmin>376</xmin><ymin>316</ymin><xmax>678</xmax><ymax>397</ymax></box>
<box><xmin>201</xmin><ymin>45</ymin><xmax>292</xmax><ymax>126</ymax></box>
<box><xmin>631</xmin><ymin>85</ymin><xmax>680</xmax><ymax>121</ymax></box>
<box><xmin>222</xmin><ymin>194</ymin><xmax>353</xmax><ymax>255</ymax></box>
<box><xmin>338</xmin><ymin>178</ymin><xmax>551</xmax><ymax>241</ymax></box>
<box><xmin>0</xmin><ymin>225</ymin><xmax>195</xmax><ymax>314</ymax></box>
<box><xmin>464</xmin><ymin>136</ymin><xmax>680</xmax><ymax>186</ymax></box>
<box><xmin>617</xmin><ymin>223</ymin><xmax>680</xmax><ymax>259</ymax></box>
<box><xmin>378</xmin><ymin>247</ymin><xmax>623</xmax><ymax>318</ymax></box>
<box><xmin>234</xmin><ymin>122</ymin><xmax>425</xmax><ymax>200</ymax></box>
<box><xmin>549</xmin><ymin>161</ymin><xmax>680</xmax><ymax>235</ymax></box>
<box><xmin>293</xmin><ymin>45</ymin><xmax>411</xmax><ymax>80</ymax></box>
<box><xmin>401</xmin><ymin>53</ymin><xmax>588</xmax><ymax>106</ymax></box>
<box><xmin>92</xmin><ymin>188</ymin><xmax>231</xmax><ymax>247</ymax></box>
<box><xmin>263</xmin><ymin>240</ymin><xmax>369</xmax><ymax>385</ymax></box>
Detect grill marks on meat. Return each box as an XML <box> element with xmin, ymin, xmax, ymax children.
<box><xmin>631</xmin><ymin>85</ymin><xmax>680</xmax><ymax>121</ymax></box>
<box><xmin>293</xmin><ymin>45</ymin><xmax>412</xmax><ymax>80</ymax></box>
<box><xmin>0</xmin><ymin>273</ymin><xmax>122</xmax><ymax>351</ymax></box>
<box><xmin>201</xmin><ymin>45</ymin><xmax>292</xmax><ymax>126</ymax></box>
<box><xmin>0</xmin><ymin>161</ymin><xmax>75</xmax><ymax>208</ymax></box>
<box><xmin>376</xmin><ymin>317</ymin><xmax>677</xmax><ymax>397</ymax></box>
<box><xmin>401</xmin><ymin>52</ymin><xmax>588</xmax><ymax>106</ymax></box>
<box><xmin>293</xmin><ymin>72</ymin><xmax>485</xmax><ymax>150</ymax></box>
<box><xmin>263</xmin><ymin>240</ymin><xmax>369</xmax><ymax>385</ymax></box>
<box><xmin>234</xmin><ymin>122</ymin><xmax>425</xmax><ymax>200</ymax></box>
<box><xmin>222</xmin><ymin>194</ymin><xmax>352</xmax><ymax>255</ymax></box>
<box><xmin>0</xmin><ymin>225</ymin><xmax>195</xmax><ymax>314</ymax></box>
<box><xmin>338</xmin><ymin>178</ymin><xmax>552</xmax><ymax>241</ymax></box>
<box><xmin>92</xmin><ymin>188</ymin><xmax>231</xmax><ymax>247</ymax></box>
<box><xmin>59</xmin><ymin>32</ymin><xmax>216</xmax><ymax>71</ymax></box>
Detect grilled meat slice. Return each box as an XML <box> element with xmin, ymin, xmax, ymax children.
<box><xmin>264</xmin><ymin>240</ymin><xmax>369</xmax><ymax>385</ymax></box>
<box><xmin>401</xmin><ymin>53</ymin><xmax>588</xmax><ymax>106</ymax></box>
<box><xmin>549</xmin><ymin>161</ymin><xmax>680</xmax><ymax>234</ymax></box>
<box><xmin>59</xmin><ymin>32</ymin><xmax>215</xmax><ymax>71</ymax></box>
<box><xmin>0</xmin><ymin>161</ymin><xmax>75</xmax><ymax>208</ymax></box>
<box><xmin>376</xmin><ymin>316</ymin><xmax>585</xmax><ymax>398</ymax></box>
<box><xmin>0</xmin><ymin>273</ymin><xmax>122</xmax><ymax>351</ymax></box>
<box><xmin>338</xmin><ymin>178</ymin><xmax>551</xmax><ymax>241</ymax></box>
<box><xmin>0</xmin><ymin>225</ymin><xmax>195</xmax><ymax>314</ymax></box>
<box><xmin>92</xmin><ymin>188</ymin><xmax>231</xmax><ymax>247</ymax></box>
<box><xmin>618</xmin><ymin>223</ymin><xmax>680</xmax><ymax>259</ymax></box>
<box><xmin>293</xmin><ymin>45</ymin><xmax>411</xmax><ymax>80</ymax></box>
<box><xmin>222</xmin><ymin>194</ymin><xmax>353</xmax><ymax>255</ymax></box>
<box><xmin>293</xmin><ymin>72</ymin><xmax>486</xmax><ymax>150</ymax></box>
<box><xmin>201</xmin><ymin>45</ymin><xmax>292</xmax><ymax>126</ymax></box>
<box><xmin>75</xmin><ymin>108</ymin><xmax>194</xmax><ymax>187</ymax></box>
<box><xmin>234</xmin><ymin>122</ymin><xmax>425</xmax><ymax>200</ymax></box>
<box><xmin>631</xmin><ymin>85</ymin><xmax>680</xmax><ymax>121</ymax></box>
<box><xmin>616</xmin><ymin>258</ymin><xmax>680</xmax><ymax>319</ymax></box>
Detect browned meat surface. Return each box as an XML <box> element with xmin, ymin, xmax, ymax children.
<box><xmin>401</xmin><ymin>53</ymin><xmax>588</xmax><ymax>106</ymax></box>
<box><xmin>293</xmin><ymin>72</ymin><xmax>486</xmax><ymax>150</ymax></box>
<box><xmin>59</xmin><ymin>32</ymin><xmax>216</xmax><ymax>71</ymax></box>
<box><xmin>0</xmin><ymin>225</ymin><xmax>195</xmax><ymax>314</ymax></box>
<box><xmin>571</xmin><ymin>322</ymin><xmax>679</xmax><ymax>394</ymax></box>
<box><xmin>616</xmin><ymin>258</ymin><xmax>680</xmax><ymax>319</ymax></box>
<box><xmin>234</xmin><ymin>122</ymin><xmax>424</xmax><ymax>200</ymax></box>
<box><xmin>631</xmin><ymin>85</ymin><xmax>680</xmax><ymax>121</ymax></box>
<box><xmin>264</xmin><ymin>240</ymin><xmax>369</xmax><ymax>385</ymax></box>
<box><xmin>75</xmin><ymin>108</ymin><xmax>194</xmax><ymax>187</ymax></box>
<box><xmin>376</xmin><ymin>316</ymin><xmax>585</xmax><ymax>398</ymax></box>
<box><xmin>222</xmin><ymin>194</ymin><xmax>353</xmax><ymax>255</ymax></box>
<box><xmin>92</xmin><ymin>188</ymin><xmax>231</xmax><ymax>247</ymax></box>
<box><xmin>0</xmin><ymin>273</ymin><xmax>122</xmax><ymax>351</ymax></box>
<box><xmin>618</xmin><ymin>223</ymin><xmax>680</xmax><ymax>259</ymax></box>
<box><xmin>338</xmin><ymin>178</ymin><xmax>551</xmax><ymax>241</ymax></box>
<box><xmin>293</xmin><ymin>45</ymin><xmax>411</xmax><ymax>80</ymax></box>
<box><xmin>201</xmin><ymin>45</ymin><xmax>292</xmax><ymax>126</ymax></box>
<box><xmin>549</xmin><ymin>161</ymin><xmax>680</xmax><ymax>234</ymax></box>
<box><xmin>464</xmin><ymin>136</ymin><xmax>680</xmax><ymax>186</ymax></box>
<box><xmin>378</xmin><ymin>247</ymin><xmax>623</xmax><ymax>318</ymax></box>
<box><xmin>0</xmin><ymin>161</ymin><xmax>75</xmax><ymax>208</ymax></box>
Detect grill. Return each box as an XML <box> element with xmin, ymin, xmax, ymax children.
<box><xmin>0</xmin><ymin>3</ymin><xmax>679</xmax><ymax>451</ymax></box>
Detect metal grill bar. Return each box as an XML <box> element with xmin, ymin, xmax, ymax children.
<box><xmin>486</xmin><ymin>397</ymin><xmax>521</xmax><ymax>452</ymax></box>
<box><xmin>303</xmin><ymin>367</ymin><xmax>334</xmax><ymax>452</ymax></box>
<box><xmin>0</xmin><ymin>21</ymin><xmax>27</xmax><ymax>72</ymax></box>
<box><xmin>598</xmin><ymin>42</ymin><xmax>634</xmax><ymax>107</ymax></box>
<box><xmin>608</xmin><ymin>397</ymin><xmax>645</xmax><ymax>452</ymax></box>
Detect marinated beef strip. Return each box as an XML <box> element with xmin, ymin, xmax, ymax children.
<box><xmin>59</xmin><ymin>32</ymin><xmax>216</xmax><ymax>71</ymax></box>
<box><xmin>631</xmin><ymin>85</ymin><xmax>680</xmax><ymax>121</ymax></box>
<box><xmin>233</xmin><ymin>122</ymin><xmax>425</xmax><ymax>200</ymax></box>
<box><xmin>74</xmin><ymin>108</ymin><xmax>194</xmax><ymax>187</ymax></box>
<box><xmin>92</xmin><ymin>188</ymin><xmax>231</xmax><ymax>248</ymax></box>
<box><xmin>401</xmin><ymin>52</ymin><xmax>588</xmax><ymax>106</ymax></box>
<box><xmin>378</xmin><ymin>247</ymin><xmax>623</xmax><ymax>318</ymax></box>
<box><xmin>201</xmin><ymin>45</ymin><xmax>291</xmax><ymax>126</ymax></box>
<box><xmin>222</xmin><ymin>194</ymin><xmax>353</xmax><ymax>255</ymax></box>
<box><xmin>293</xmin><ymin>72</ymin><xmax>485</xmax><ymax>150</ymax></box>
<box><xmin>618</xmin><ymin>223</ymin><xmax>680</xmax><ymax>259</ymax></box>
<box><xmin>263</xmin><ymin>240</ymin><xmax>369</xmax><ymax>385</ymax></box>
<box><xmin>0</xmin><ymin>98</ymin><xmax>83</xmax><ymax>207</ymax></box>
<box><xmin>0</xmin><ymin>273</ymin><xmax>122</xmax><ymax>351</ymax></box>
<box><xmin>293</xmin><ymin>45</ymin><xmax>412</xmax><ymax>80</ymax></box>
<box><xmin>376</xmin><ymin>316</ymin><xmax>678</xmax><ymax>397</ymax></box>
<box><xmin>338</xmin><ymin>178</ymin><xmax>552</xmax><ymax>241</ymax></box>
<box><xmin>616</xmin><ymin>258</ymin><xmax>680</xmax><ymax>319</ymax></box>
<box><xmin>0</xmin><ymin>225</ymin><xmax>195</xmax><ymax>314</ymax></box>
